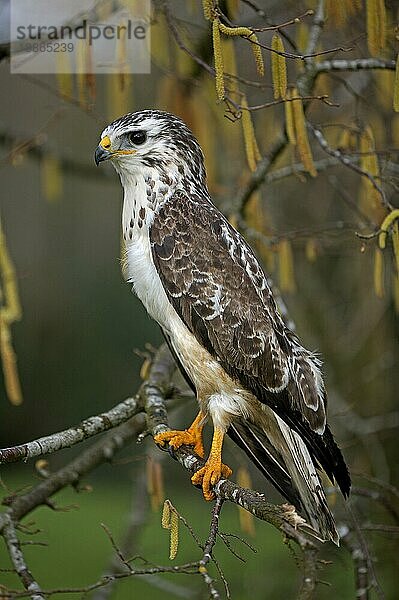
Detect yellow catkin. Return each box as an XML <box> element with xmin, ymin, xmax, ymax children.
<box><xmin>374</xmin><ymin>69</ymin><xmax>394</xmax><ymax>112</ymax></box>
<box><xmin>150</xmin><ymin>14</ymin><xmax>171</xmax><ymax>70</ymax></box>
<box><xmin>217</xmin><ymin>23</ymin><xmax>252</xmax><ymax>37</ymax></box>
<box><xmin>120</xmin><ymin>0</ymin><xmax>147</xmax><ymax>18</ymax></box>
<box><xmin>0</xmin><ymin>321</ymin><xmax>23</xmax><ymax>405</ymax></box>
<box><xmin>373</xmin><ymin>247</ymin><xmax>384</xmax><ymax>298</ymax></box>
<box><xmin>192</xmin><ymin>92</ymin><xmax>217</xmax><ymax>190</ymax></box>
<box><xmin>394</xmin><ymin>54</ymin><xmax>399</xmax><ymax>112</ymax></box>
<box><xmin>75</xmin><ymin>39</ymin><xmax>87</xmax><ymax>106</ymax></box>
<box><xmin>393</xmin><ymin>274</ymin><xmax>399</xmax><ymax>313</ymax></box>
<box><xmin>393</xmin><ymin>114</ymin><xmax>399</xmax><ymax>147</ymax></box>
<box><xmin>326</xmin><ymin>0</ymin><xmax>361</xmax><ymax>27</ymax></box>
<box><xmin>392</xmin><ymin>221</ymin><xmax>399</xmax><ymax>275</ymax></box>
<box><xmin>162</xmin><ymin>499</ymin><xmax>171</xmax><ymax>529</ymax></box>
<box><xmin>156</xmin><ymin>74</ymin><xmax>173</xmax><ymax>112</ymax></box>
<box><xmin>278</xmin><ymin>239</ymin><xmax>296</xmax><ymax>293</ymax></box>
<box><xmin>367</xmin><ymin>0</ymin><xmax>386</xmax><ymax>56</ymax></box>
<box><xmin>244</xmin><ymin>191</ymin><xmax>260</xmax><ymax>227</ymax></box>
<box><xmin>296</xmin><ymin>22</ymin><xmax>308</xmax><ymax>53</ymax></box>
<box><xmin>106</xmin><ymin>72</ymin><xmax>132</xmax><ymax>121</ymax></box>
<box><xmin>146</xmin><ymin>457</ymin><xmax>164</xmax><ymax>511</ymax></box>
<box><xmin>0</xmin><ymin>224</ymin><xmax>22</xmax><ymax>324</ymax></box>
<box><xmin>41</xmin><ymin>155</ymin><xmax>63</xmax><ymax>202</ymax></box>
<box><xmin>217</xmin><ymin>22</ymin><xmax>264</xmax><ymax>76</ymax></box>
<box><xmin>237</xmin><ymin>467</ymin><xmax>255</xmax><ymax>536</ymax></box>
<box><xmin>241</xmin><ymin>96</ymin><xmax>261</xmax><ymax>171</ymax></box>
<box><xmin>169</xmin><ymin>510</ymin><xmax>179</xmax><ymax>560</ymax></box>
<box><xmin>55</xmin><ymin>52</ymin><xmax>73</xmax><ymax>99</ymax></box>
<box><xmin>338</xmin><ymin>127</ymin><xmax>351</xmax><ymax>150</ymax></box>
<box><xmin>115</xmin><ymin>18</ymin><xmax>128</xmax><ymax>88</ymax></box>
<box><xmin>271</xmin><ymin>34</ymin><xmax>287</xmax><ymax>99</ymax></box>
<box><xmin>291</xmin><ymin>88</ymin><xmax>317</xmax><ymax>177</ymax></box>
<box><xmin>212</xmin><ymin>20</ymin><xmax>225</xmax><ymax>100</ymax></box>
<box><xmin>377</xmin><ymin>0</ymin><xmax>386</xmax><ymax>51</ymax></box>
<box><xmin>326</xmin><ymin>0</ymin><xmax>347</xmax><ymax>27</ymax></box>
<box><xmin>245</xmin><ymin>193</ymin><xmax>275</xmax><ymax>273</ymax></box>
<box><xmin>96</xmin><ymin>0</ymin><xmax>113</xmax><ymax>21</ymax></box>
<box><xmin>202</xmin><ymin>0</ymin><xmax>213</xmax><ymax>20</ymax></box>
<box><xmin>366</xmin><ymin>0</ymin><xmax>378</xmax><ymax>55</ymax></box>
<box><xmin>226</xmin><ymin>0</ymin><xmax>239</xmax><ymax>18</ymax></box>
<box><xmin>222</xmin><ymin>38</ymin><xmax>239</xmax><ymax>99</ymax></box>
<box><xmin>284</xmin><ymin>89</ymin><xmax>296</xmax><ymax>145</ymax></box>
<box><xmin>353</xmin><ymin>0</ymin><xmax>363</xmax><ymax>11</ymax></box>
<box><xmin>378</xmin><ymin>209</ymin><xmax>399</xmax><ymax>249</ymax></box>
<box><xmin>176</xmin><ymin>42</ymin><xmax>193</xmax><ymax>78</ymax></box>
<box><xmin>0</xmin><ymin>220</ymin><xmax>23</xmax><ymax>405</ymax></box>
<box><xmin>250</xmin><ymin>34</ymin><xmax>265</xmax><ymax>77</ymax></box>
<box><xmin>359</xmin><ymin>126</ymin><xmax>385</xmax><ymax>222</ymax></box>
<box><xmin>305</xmin><ymin>239</ymin><xmax>318</xmax><ymax>262</ymax></box>
<box><xmin>360</xmin><ymin>127</ymin><xmax>379</xmax><ymax>176</ymax></box>
<box><xmin>84</xmin><ymin>46</ymin><xmax>96</xmax><ymax>103</ymax></box>
<box><xmin>161</xmin><ymin>500</ymin><xmax>179</xmax><ymax>560</ymax></box>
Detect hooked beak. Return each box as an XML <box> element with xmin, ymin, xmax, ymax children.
<box><xmin>95</xmin><ymin>135</ymin><xmax>112</xmax><ymax>166</ymax></box>
<box><xmin>94</xmin><ymin>145</ymin><xmax>111</xmax><ymax>166</ymax></box>
<box><xmin>94</xmin><ymin>133</ymin><xmax>137</xmax><ymax>166</ymax></box>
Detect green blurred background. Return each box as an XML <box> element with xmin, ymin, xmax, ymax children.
<box><xmin>1</xmin><ymin>1</ymin><xmax>398</xmax><ymax>598</ymax></box>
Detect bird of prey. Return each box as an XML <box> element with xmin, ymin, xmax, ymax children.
<box><xmin>95</xmin><ymin>110</ymin><xmax>350</xmax><ymax>544</ymax></box>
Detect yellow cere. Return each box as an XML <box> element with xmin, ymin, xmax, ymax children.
<box><xmin>99</xmin><ymin>135</ymin><xmax>111</xmax><ymax>150</ymax></box>
<box><xmin>99</xmin><ymin>135</ymin><xmax>136</xmax><ymax>156</ymax></box>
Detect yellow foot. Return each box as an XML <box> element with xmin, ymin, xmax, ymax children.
<box><xmin>154</xmin><ymin>429</ymin><xmax>205</xmax><ymax>458</ymax></box>
<box><xmin>191</xmin><ymin>460</ymin><xmax>232</xmax><ymax>501</ymax></box>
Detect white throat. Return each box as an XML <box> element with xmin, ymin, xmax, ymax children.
<box><xmin>115</xmin><ymin>164</ymin><xmax>180</xmax><ymax>241</ymax></box>
<box><xmin>114</xmin><ymin>162</ymin><xmax>181</xmax><ymax>326</ymax></box>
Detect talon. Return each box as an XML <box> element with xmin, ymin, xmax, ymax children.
<box><xmin>191</xmin><ymin>426</ymin><xmax>232</xmax><ymax>500</ymax></box>
<box><xmin>154</xmin><ymin>412</ymin><xmax>205</xmax><ymax>458</ymax></box>
<box><xmin>191</xmin><ymin>461</ymin><xmax>232</xmax><ymax>501</ymax></box>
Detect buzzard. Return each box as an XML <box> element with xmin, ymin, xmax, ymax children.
<box><xmin>95</xmin><ymin>110</ymin><xmax>350</xmax><ymax>544</ymax></box>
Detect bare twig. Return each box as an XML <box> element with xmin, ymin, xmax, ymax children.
<box><xmin>340</xmin><ymin>522</ymin><xmax>370</xmax><ymax>600</ymax></box>
<box><xmin>351</xmin><ymin>487</ymin><xmax>399</xmax><ymax>524</ymax></box>
<box><xmin>309</xmin><ymin>123</ymin><xmax>392</xmax><ymax>212</ymax></box>
<box><xmin>2</xmin><ymin>514</ymin><xmax>45</xmax><ymax>600</ymax></box>
<box><xmin>232</xmin><ymin>2</ymin><xmax>327</xmax><ymax>213</ymax></box>
<box><xmin>344</xmin><ymin>504</ymin><xmax>385</xmax><ymax>600</ymax></box>
<box><xmin>147</xmin><ymin>405</ymin><xmax>321</xmax><ymax>548</ymax></box>
<box><xmin>0</xmin><ymin>396</ymin><xmax>141</xmax><ymax>464</ymax></box>
<box><xmin>315</xmin><ymin>58</ymin><xmax>396</xmax><ymax>74</ymax></box>
<box><xmin>231</xmin><ymin>133</ymin><xmax>288</xmax><ymax>215</ymax></box>
<box><xmin>360</xmin><ymin>524</ymin><xmax>399</xmax><ymax>535</ymax></box>
<box><xmin>198</xmin><ymin>497</ymin><xmax>225</xmax><ymax>600</ymax></box>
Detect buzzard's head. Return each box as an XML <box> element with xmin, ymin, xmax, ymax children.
<box><xmin>95</xmin><ymin>109</ymin><xmax>206</xmax><ymax>187</ymax></box>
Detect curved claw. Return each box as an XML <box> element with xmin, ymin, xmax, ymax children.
<box><xmin>191</xmin><ymin>461</ymin><xmax>232</xmax><ymax>501</ymax></box>
<box><xmin>154</xmin><ymin>413</ymin><xmax>205</xmax><ymax>458</ymax></box>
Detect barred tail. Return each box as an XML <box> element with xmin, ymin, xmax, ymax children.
<box><xmin>228</xmin><ymin>411</ymin><xmax>340</xmax><ymax>545</ymax></box>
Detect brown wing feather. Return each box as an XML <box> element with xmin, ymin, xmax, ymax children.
<box><xmin>150</xmin><ymin>191</ymin><xmax>350</xmax><ymax>496</ymax></box>
<box><xmin>151</xmin><ymin>192</ymin><xmax>324</xmax><ymax>423</ymax></box>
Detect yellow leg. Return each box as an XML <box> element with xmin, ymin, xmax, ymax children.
<box><xmin>191</xmin><ymin>427</ymin><xmax>232</xmax><ymax>501</ymax></box>
<box><xmin>154</xmin><ymin>411</ymin><xmax>205</xmax><ymax>458</ymax></box>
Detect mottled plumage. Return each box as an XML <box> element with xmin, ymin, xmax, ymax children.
<box><xmin>95</xmin><ymin>110</ymin><xmax>350</xmax><ymax>544</ymax></box>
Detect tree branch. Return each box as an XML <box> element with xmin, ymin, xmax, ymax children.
<box><xmin>145</xmin><ymin>386</ymin><xmax>321</xmax><ymax>548</ymax></box>
<box><xmin>315</xmin><ymin>58</ymin><xmax>396</xmax><ymax>74</ymax></box>
<box><xmin>231</xmin><ymin>133</ymin><xmax>288</xmax><ymax>215</ymax></box>
<box><xmin>0</xmin><ymin>396</ymin><xmax>141</xmax><ymax>464</ymax></box>
<box><xmin>232</xmin><ymin>2</ymin><xmax>327</xmax><ymax>214</ymax></box>
<box><xmin>309</xmin><ymin>123</ymin><xmax>392</xmax><ymax>212</ymax></box>
<box><xmin>2</xmin><ymin>514</ymin><xmax>45</xmax><ymax>600</ymax></box>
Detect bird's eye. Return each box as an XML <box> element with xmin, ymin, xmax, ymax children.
<box><xmin>128</xmin><ymin>130</ymin><xmax>147</xmax><ymax>146</ymax></box>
